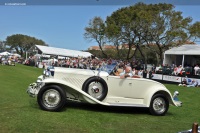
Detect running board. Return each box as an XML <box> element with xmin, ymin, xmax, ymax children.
<box><xmin>107</xmin><ymin>103</ymin><xmax>148</xmax><ymax>107</ymax></box>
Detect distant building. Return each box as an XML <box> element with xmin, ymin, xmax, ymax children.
<box><xmin>88</xmin><ymin>46</ymin><xmax>100</xmax><ymax>50</ymax></box>
<box><xmin>88</xmin><ymin>44</ymin><xmax>136</xmax><ymax>51</ymax></box>
<box><xmin>102</xmin><ymin>45</ymin><xmax>116</xmax><ymax>50</ymax></box>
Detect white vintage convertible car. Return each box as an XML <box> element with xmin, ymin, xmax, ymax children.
<box><xmin>27</xmin><ymin>63</ymin><xmax>182</xmax><ymax>116</ymax></box>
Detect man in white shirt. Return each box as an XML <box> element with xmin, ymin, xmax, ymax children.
<box><xmin>194</xmin><ymin>65</ymin><xmax>199</xmax><ymax>75</ymax></box>
<box><xmin>120</xmin><ymin>66</ymin><xmax>133</xmax><ymax>78</ymax></box>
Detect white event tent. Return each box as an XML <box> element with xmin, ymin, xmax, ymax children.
<box><xmin>0</xmin><ymin>51</ymin><xmax>11</xmax><ymax>56</ymax></box>
<box><xmin>27</xmin><ymin>45</ymin><xmax>92</xmax><ymax>59</ymax></box>
<box><xmin>163</xmin><ymin>44</ymin><xmax>200</xmax><ymax>67</ymax></box>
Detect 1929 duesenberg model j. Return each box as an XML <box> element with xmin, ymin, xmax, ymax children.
<box><xmin>27</xmin><ymin>63</ymin><xmax>182</xmax><ymax>116</ymax></box>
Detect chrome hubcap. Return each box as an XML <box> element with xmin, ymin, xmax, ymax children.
<box><xmin>153</xmin><ymin>97</ymin><xmax>166</xmax><ymax>114</ymax></box>
<box><xmin>88</xmin><ymin>82</ymin><xmax>103</xmax><ymax>99</ymax></box>
<box><xmin>43</xmin><ymin>89</ymin><xmax>61</xmax><ymax>108</ymax></box>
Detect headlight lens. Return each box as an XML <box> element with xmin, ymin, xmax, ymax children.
<box><xmin>37</xmin><ymin>79</ymin><xmax>42</xmax><ymax>83</ymax></box>
<box><xmin>37</xmin><ymin>76</ymin><xmax>44</xmax><ymax>83</ymax></box>
<box><xmin>43</xmin><ymin>67</ymin><xmax>54</xmax><ymax>77</ymax></box>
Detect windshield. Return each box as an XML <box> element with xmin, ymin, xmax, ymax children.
<box><xmin>99</xmin><ymin>63</ymin><xmax>117</xmax><ymax>75</ymax></box>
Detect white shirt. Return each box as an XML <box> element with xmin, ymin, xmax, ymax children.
<box><xmin>120</xmin><ymin>70</ymin><xmax>133</xmax><ymax>77</ymax></box>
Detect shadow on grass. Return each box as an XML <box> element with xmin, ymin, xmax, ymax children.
<box><xmin>65</xmin><ymin>101</ymin><xmax>149</xmax><ymax>115</ymax></box>
<box><xmin>28</xmin><ymin>99</ymin><xmax>174</xmax><ymax>116</ymax></box>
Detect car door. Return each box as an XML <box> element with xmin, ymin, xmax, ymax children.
<box><xmin>106</xmin><ymin>76</ymin><xmax>134</xmax><ymax>98</ymax></box>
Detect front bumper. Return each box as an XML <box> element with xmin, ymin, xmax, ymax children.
<box><xmin>173</xmin><ymin>100</ymin><xmax>182</xmax><ymax>107</ymax></box>
<box><xmin>27</xmin><ymin>83</ymin><xmax>38</xmax><ymax>97</ymax></box>
<box><xmin>27</xmin><ymin>75</ymin><xmax>44</xmax><ymax>97</ymax></box>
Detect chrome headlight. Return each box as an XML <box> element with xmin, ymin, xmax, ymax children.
<box><xmin>37</xmin><ymin>75</ymin><xmax>44</xmax><ymax>83</ymax></box>
<box><xmin>173</xmin><ymin>91</ymin><xmax>179</xmax><ymax>101</ymax></box>
<box><xmin>37</xmin><ymin>79</ymin><xmax>42</xmax><ymax>83</ymax></box>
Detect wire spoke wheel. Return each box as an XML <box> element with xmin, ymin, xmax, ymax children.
<box><xmin>152</xmin><ymin>97</ymin><xmax>166</xmax><ymax>114</ymax></box>
<box><xmin>149</xmin><ymin>94</ymin><xmax>169</xmax><ymax>116</ymax></box>
<box><xmin>87</xmin><ymin>82</ymin><xmax>104</xmax><ymax>99</ymax></box>
<box><xmin>42</xmin><ymin>89</ymin><xmax>61</xmax><ymax>108</ymax></box>
<box><xmin>82</xmin><ymin>77</ymin><xmax>108</xmax><ymax>101</ymax></box>
<box><xmin>37</xmin><ymin>85</ymin><xmax>66</xmax><ymax>111</ymax></box>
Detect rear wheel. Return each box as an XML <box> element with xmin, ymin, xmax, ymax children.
<box><xmin>37</xmin><ymin>85</ymin><xmax>66</xmax><ymax>111</ymax></box>
<box><xmin>149</xmin><ymin>94</ymin><xmax>169</xmax><ymax>116</ymax></box>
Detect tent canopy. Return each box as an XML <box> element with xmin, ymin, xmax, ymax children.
<box><xmin>29</xmin><ymin>45</ymin><xmax>92</xmax><ymax>58</ymax></box>
<box><xmin>164</xmin><ymin>44</ymin><xmax>200</xmax><ymax>55</ymax></box>
<box><xmin>0</xmin><ymin>51</ymin><xmax>11</xmax><ymax>55</ymax></box>
<box><xmin>164</xmin><ymin>44</ymin><xmax>200</xmax><ymax>67</ymax></box>
<box><xmin>12</xmin><ymin>53</ymin><xmax>21</xmax><ymax>57</ymax></box>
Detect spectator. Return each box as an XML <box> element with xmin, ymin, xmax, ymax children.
<box><xmin>187</xmin><ymin>80</ymin><xmax>198</xmax><ymax>87</ymax></box>
<box><xmin>179</xmin><ymin>77</ymin><xmax>193</xmax><ymax>87</ymax></box>
<box><xmin>194</xmin><ymin>65</ymin><xmax>199</xmax><ymax>75</ymax></box>
<box><xmin>138</xmin><ymin>70</ymin><xmax>143</xmax><ymax>77</ymax></box>
<box><xmin>177</xmin><ymin>65</ymin><xmax>183</xmax><ymax>76</ymax></box>
<box><xmin>178</xmin><ymin>78</ymin><xmax>187</xmax><ymax>86</ymax></box>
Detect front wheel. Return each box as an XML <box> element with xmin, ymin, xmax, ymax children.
<box><xmin>149</xmin><ymin>94</ymin><xmax>169</xmax><ymax>116</ymax></box>
<box><xmin>37</xmin><ymin>85</ymin><xmax>66</xmax><ymax>111</ymax></box>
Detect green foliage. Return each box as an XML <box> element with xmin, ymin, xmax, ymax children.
<box><xmin>84</xmin><ymin>17</ymin><xmax>107</xmax><ymax>57</ymax></box>
<box><xmin>85</xmin><ymin>2</ymin><xmax>200</xmax><ymax>65</ymax></box>
<box><xmin>6</xmin><ymin>34</ymin><xmax>46</xmax><ymax>56</ymax></box>
<box><xmin>1</xmin><ymin>64</ymin><xmax>200</xmax><ymax>133</ymax></box>
<box><xmin>189</xmin><ymin>22</ymin><xmax>200</xmax><ymax>40</ymax></box>
<box><xmin>106</xmin><ymin>3</ymin><xmax>195</xmax><ymax>64</ymax></box>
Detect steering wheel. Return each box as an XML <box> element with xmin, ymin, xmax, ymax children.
<box><xmin>110</xmin><ymin>66</ymin><xmax>118</xmax><ymax>75</ymax></box>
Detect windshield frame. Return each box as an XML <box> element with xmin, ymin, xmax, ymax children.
<box><xmin>98</xmin><ymin>63</ymin><xmax>118</xmax><ymax>75</ymax></box>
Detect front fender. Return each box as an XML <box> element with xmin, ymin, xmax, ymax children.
<box><xmin>42</xmin><ymin>78</ymin><xmax>109</xmax><ymax>106</ymax></box>
<box><xmin>144</xmin><ymin>87</ymin><xmax>175</xmax><ymax>107</ymax></box>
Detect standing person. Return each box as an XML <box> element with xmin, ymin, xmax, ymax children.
<box><xmin>138</xmin><ymin>70</ymin><xmax>143</xmax><ymax>77</ymax></box>
<box><xmin>194</xmin><ymin>65</ymin><xmax>199</xmax><ymax>75</ymax></box>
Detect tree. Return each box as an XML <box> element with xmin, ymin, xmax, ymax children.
<box><xmin>138</xmin><ymin>3</ymin><xmax>193</xmax><ymax>65</ymax></box>
<box><xmin>6</xmin><ymin>34</ymin><xmax>47</xmax><ymax>56</ymax></box>
<box><xmin>105</xmin><ymin>3</ymin><xmax>150</xmax><ymax>64</ymax></box>
<box><xmin>0</xmin><ymin>40</ymin><xmax>5</xmax><ymax>51</ymax></box>
<box><xmin>188</xmin><ymin>21</ymin><xmax>200</xmax><ymax>42</ymax></box>
<box><xmin>105</xmin><ymin>3</ymin><xmax>200</xmax><ymax>66</ymax></box>
<box><xmin>84</xmin><ymin>16</ymin><xmax>108</xmax><ymax>57</ymax></box>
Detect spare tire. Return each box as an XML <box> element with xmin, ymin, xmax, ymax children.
<box><xmin>82</xmin><ymin>76</ymin><xmax>108</xmax><ymax>101</ymax></box>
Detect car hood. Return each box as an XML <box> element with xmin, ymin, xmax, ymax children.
<box><xmin>54</xmin><ymin>67</ymin><xmax>109</xmax><ymax>77</ymax></box>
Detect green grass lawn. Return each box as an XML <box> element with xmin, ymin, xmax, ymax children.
<box><xmin>0</xmin><ymin>64</ymin><xmax>200</xmax><ymax>133</ymax></box>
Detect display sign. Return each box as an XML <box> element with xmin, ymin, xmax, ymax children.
<box><xmin>163</xmin><ymin>75</ymin><xmax>181</xmax><ymax>83</ymax></box>
<box><xmin>152</xmin><ymin>74</ymin><xmax>162</xmax><ymax>80</ymax></box>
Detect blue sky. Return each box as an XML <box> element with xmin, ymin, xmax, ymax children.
<box><xmin>0</xmin><ymin>4</ymin><xmax>200</xmax><ymax>51</ymax></box>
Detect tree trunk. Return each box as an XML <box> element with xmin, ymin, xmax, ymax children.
<box><xmin>20</xmin><ymin>48</ymin><xmax>23</xmax><ymax>57</ymax></box>
<box><xmin>98</xmin><ymin>44</ymin><xmax>107</xmax><ymax>58</ymax></box>
<box><xmin>155</xmin><ymin>53</ymin><xmax>160</xmax><ymax>66</ymax></box>
<box><xmin>126</xmin><ymin>43</ymin><xmax>131</xmax><ymax>60</ymax></box>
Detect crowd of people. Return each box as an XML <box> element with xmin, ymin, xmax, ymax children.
<box><xmin>0</xmin><ymin>55</ymin><xmax>20</xmax><ymax>66</ymax></box>
<box><xmin>3</xmin><ymin>53</ymin><xmax>200</xmax><ymax>81</ymax></box>
<box><xmin>25</xmin><ymin>55</ymin><xmax>149</xmax><ymax>78</ymax></box>
<box><xmin>157</xmin><ymin>64</ymin><xmax>200</xmax><ymax>77</ymax></box>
